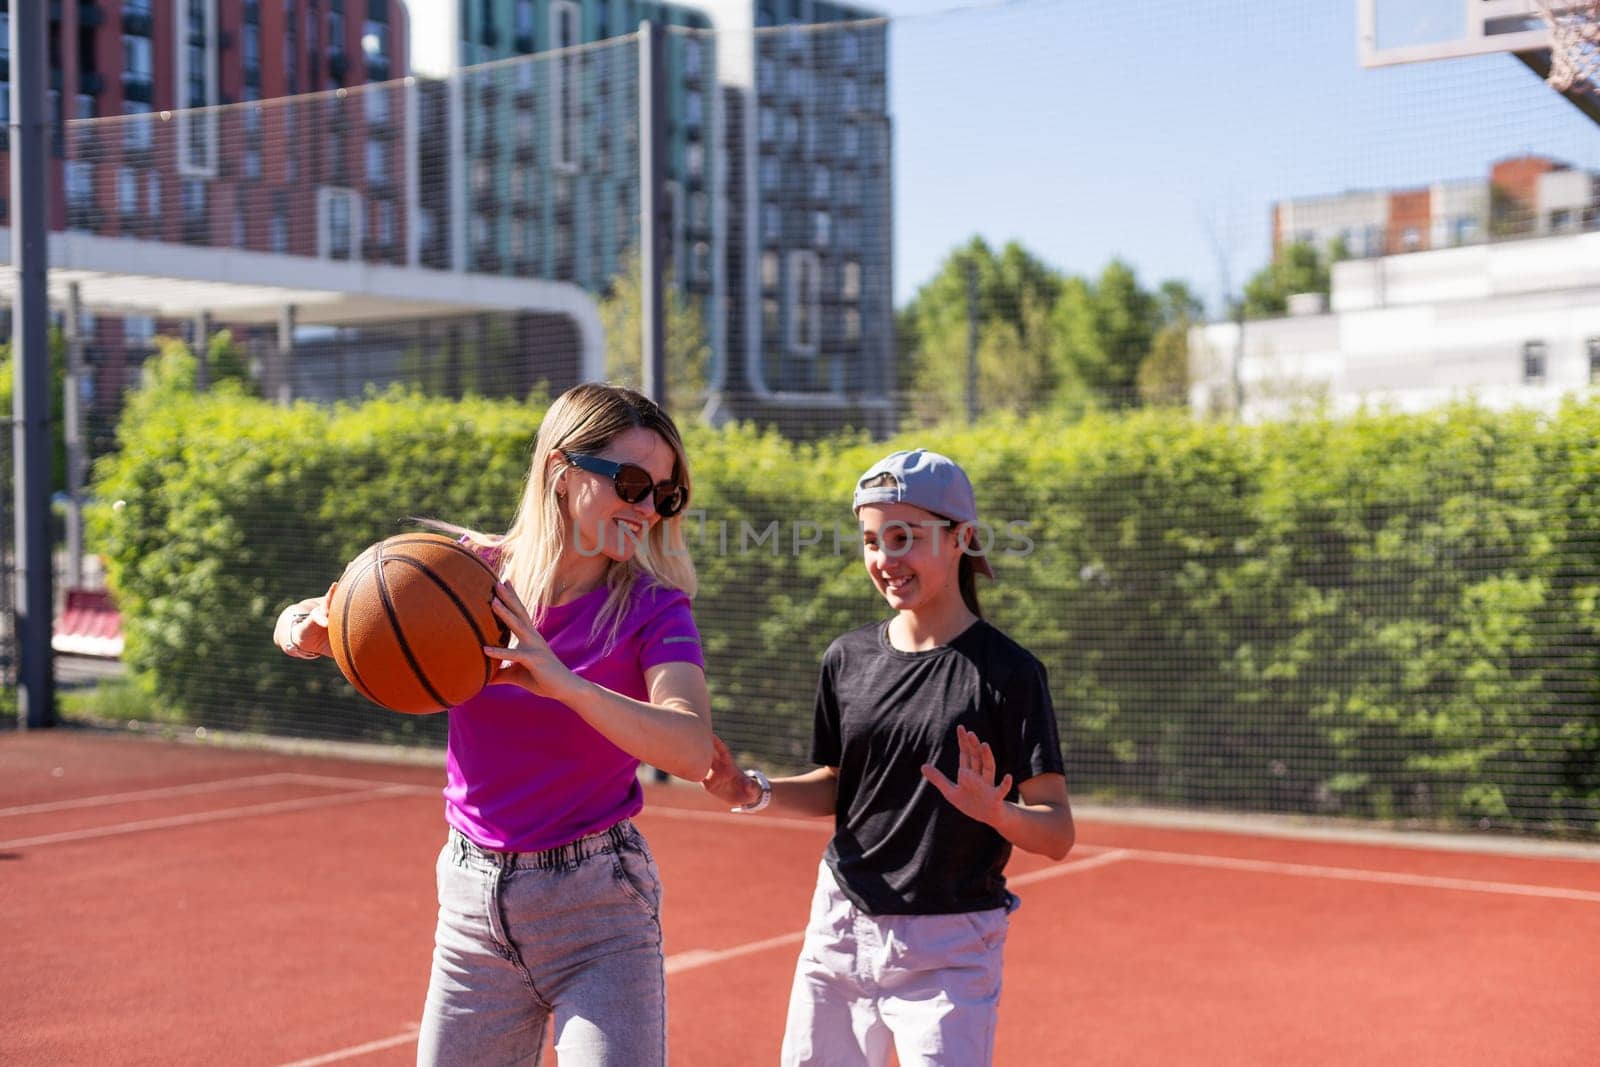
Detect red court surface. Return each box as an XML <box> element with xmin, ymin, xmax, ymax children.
<box><xmin>4</xmin><ymin>728</ymin><xmax>1599</xmax><ymax>1065</ymax></box>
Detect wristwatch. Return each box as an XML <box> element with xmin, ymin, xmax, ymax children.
<box><xmin>732</xmin><ymin>768</ymin><xmax>772</xmax><ymax>814</ymax></box>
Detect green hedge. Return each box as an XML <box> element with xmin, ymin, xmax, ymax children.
<box><xmin>89</xmin><ymin>359</ymin><xmax>1600</xmax><ymax>833</ymax></box>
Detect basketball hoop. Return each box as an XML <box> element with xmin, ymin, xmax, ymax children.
<box><xmin>1536</xmin><ymin>0</ymin><xmax>1600</xmax><ymax>95</ymax></box>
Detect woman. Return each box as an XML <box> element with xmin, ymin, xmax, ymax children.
<box><xmin>275</xmin><ymin>383</ymin><xmax>711</xmax><ymax>1065</ymax></box>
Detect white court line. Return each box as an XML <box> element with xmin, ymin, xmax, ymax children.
<box><xmin>275</xmin><ymin>1026</ymin><xmax>420</xmax><ymax>1067</ymax></box>
<box><xmin>0</xmin><ymin>785</ymin><xmax>417</xmax><ymax>850</ymax></box>
<box><xmin>1009</xmin><ymin>848</ymin><xmax>1132</xmax><ymax>885</ymax></box>
<box><xmin>278</xmin><ymin>772</ymin><xmax>437</xmax><ymax>797</ymax></box>
<box><xmin>1118</xmin><ymin>846</ymin><xmax>1600</xmax><ymax>904</ymax></box>
<box><xmin>0</xmin><ymin>773</ymin><xmax>298</xmax><ymax>817</ymax></box>
<box><xmin>664</xmin><ymin>930</ymin><xmax>807</xmax><ymax>975</ymax></box>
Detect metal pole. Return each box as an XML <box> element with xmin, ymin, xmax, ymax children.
<box><xmin>11</xmin><ymin>3</ymin><xmax>55</xmax><ymax>728</ymax></box>
<box><xmin>64</xmin><ymin>284</ymin><xmax>85</xmax><ymax>591</ymax></box>
<box><xmin>639</xmin><ymin>21</ymin><xmax>667</xmax><ymax>404</ymax></box>
<box><xmin>276</xmin><ymin>304</ymin><xmax>296</xmax><ymax>405</ymax></box>
<box><xmin>193</xmin><ymin>309</ymin><xmax>211</xmax><ymax>393</ymax></box>
<box><xmin>965</xmin><ymin>256</ymin><xmax>979</xmax><ymax>425</ymax></box>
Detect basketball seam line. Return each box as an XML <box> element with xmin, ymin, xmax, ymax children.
<box><xmin>376</xmin><ymin>542</ymin><xmax>453</xmax><ymax>712</ymax></box>
<box><xmin>398</xmin><ymin>555</ymin><xmax>503</xmax><ymax>692</ymax></box>
<box><xmin>336</xmin><ymin>555</ymin><xmax>385</xmax><ymax>707</ymax></box>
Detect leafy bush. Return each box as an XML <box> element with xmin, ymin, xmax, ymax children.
<box><xmin>90</xmin><ymin>364</ymin><xmax>1600</xmax><ymax>833</ymax></box>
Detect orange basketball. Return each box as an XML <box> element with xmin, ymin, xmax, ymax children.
<box><xmin>326</xmin><ymin>533</ymin><xmax>508</xmax><ymax>714</ymax></box>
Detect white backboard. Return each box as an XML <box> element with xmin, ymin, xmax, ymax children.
<box><xmin>1358</xmin><ymin>0</ymin><xmax>1551</xmax><ymax>67</ymax></box>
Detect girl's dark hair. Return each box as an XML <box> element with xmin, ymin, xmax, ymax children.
<box><xmin>958</xmin><ymin>553</ymin><xmax>984</xmax><ymax>619</ymax></box>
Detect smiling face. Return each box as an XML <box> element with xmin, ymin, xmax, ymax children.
<box><xmin>556</xmin><ymin>426</ymin><xmax>679</xmax><ymax>563</ymax></box>
<box><xmin>858</xmin><ymin>502</ymin><xmax>969</xmax><ymax>615</ymax></box>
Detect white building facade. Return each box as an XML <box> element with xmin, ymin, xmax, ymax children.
<box><xmin>1190</xmin><ymin>231</ymin><xmax>1600</xmax><ymax>420</ymax></box>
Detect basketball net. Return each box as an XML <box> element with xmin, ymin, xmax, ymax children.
<box><xmin>1536</xmin><ymin>0</ymin><xmax>1600</xmax><ymax>95</ymax></box>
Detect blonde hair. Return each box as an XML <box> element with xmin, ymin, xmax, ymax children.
<box><xmin>459</xmin><ymin>383</ymin><xmax>696</xmax><ymax>649</ymax></box>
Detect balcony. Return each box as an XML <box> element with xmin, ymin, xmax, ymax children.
<box><xmin>328</xmin><ymin>53</ymin><xmax>349</xmax><ymax>82</ymax></box>
<box><xmin>121</xmin><ymin>12</ymin><xmax>153</xmax><ymax>37</ymax></box>
<box><xmin>514</xmin><ymin>32</ymin><xmax>535</xmax><ymax>54</ymax></box>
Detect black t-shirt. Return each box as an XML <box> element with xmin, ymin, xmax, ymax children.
<box><xmin>811</xmin><ymin>618</ymin><xmax>1066</xmax><ymax>915</ymax></box>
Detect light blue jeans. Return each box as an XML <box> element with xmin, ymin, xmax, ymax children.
<box><xmin>781</xmin><ymin>861</ymin><xmax>1011</xmax><ymax>1067</ymax></box>
<box><xmin>417</xmin><ymin>822</ymin><xmax>666</xmax><ymax>1066</ymax></box>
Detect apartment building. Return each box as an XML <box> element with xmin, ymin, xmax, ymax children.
<box><xmin>1271</xmin><ymin>154</ymin><xmax>1600</xmax><ymax>260</ymax></box>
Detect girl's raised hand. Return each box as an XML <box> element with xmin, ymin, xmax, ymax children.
<box><xmin>920</xmin><ymin>724</ymin><xmax>1013</xmax><ymax>826</ymax></box>
<box><xmin>485</xmin><ymin>580</ymin><xmax>579</xmax><ymax>699</ymax></box>
<box><xmin>701</xmin><ymin>734</ymin><xmax>763</xmax><ymax>808</ymax></box>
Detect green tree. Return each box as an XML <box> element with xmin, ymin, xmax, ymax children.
<box><xmin>897</xmin><ymin>237</ymin><xmax>1072</xmax><ymax>423</ymax></box>
<box><xmin>1136</xmin><ymin>280</ymin><xmax>1206</xmax><ymax>407</ymax></box>
<box><xmin>599</xmin><ymin>249</ymin><xmax>711</xmax><ymax>418</ymax></box>
<box><xmin>1052</xmin><ymin>259</ymin><xmax>1164</xmax><ymax>406</ymax></box>
<box><xmin>1242</xmin><ymin>238</ymin><xmax>1346</xmax><ymax>320</ymax></box>
<box><xmin>0</xmin><ymin>328</ymin><xmax>69</xmax><ymax>488</ymax></box>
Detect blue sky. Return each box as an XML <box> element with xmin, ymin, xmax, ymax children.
<box><xmin>407</xmin><ymin>0</ymin><xmax>1600</xmax><ymax>313</ymax></box>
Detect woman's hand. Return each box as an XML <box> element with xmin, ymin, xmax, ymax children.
<box><xmin>920</xmin><ymin>724</ymin><xmax>1013</xmax><ymax>827</ymax></box>
<box><xmin>701</xmin><ymin>735</ymin><xmax>762</xmax><ymax>807</ymax></box>
<box><xmin>485</xmin><ymin>580</ymin><xmax>581</xmax><ymax>699</ymax></box>
<box><xmin>276</xmin><ymin>584</ymin><xmax>335</xmax><ymax>660</ymax></box>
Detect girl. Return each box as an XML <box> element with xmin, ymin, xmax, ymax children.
<box><xmin>275</xmin><ymin>383</ymin><xmax>712</xmax><ymax>1066</ymax></box>
<box><xmin>702</xmin><ymin>448</ymin><xmax>1074</xmax><ymax>1067</ymax></box>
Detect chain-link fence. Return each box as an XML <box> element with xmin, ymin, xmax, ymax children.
<box><xmin>6</xmin><ymin>0</ymin><xmax>1600</xmax><ymax>836</ymax></box>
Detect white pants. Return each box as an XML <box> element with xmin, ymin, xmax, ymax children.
<box><xmin>781</xmin><ymin>861</ymin><xmax>1009</xmax><ymax>1067</ymax></box>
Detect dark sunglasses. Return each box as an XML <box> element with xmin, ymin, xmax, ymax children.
<box><xmin>562</xmin><ymin>452</ymin><xmax>689</xmax><ymax>518</ymax></box>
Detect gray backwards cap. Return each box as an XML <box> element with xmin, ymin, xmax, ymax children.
<box><xmin>852</xmin><ymin>449</ymin><xmax>994</xmax><ymax>577</ymax></box>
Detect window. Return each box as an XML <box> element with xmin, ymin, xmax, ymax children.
<box><xmin>838</xmin><ymin>30</ymin><xmax>860</xmax><ymax>66</ymax></box>
<box><xmin>813</xmin><ymin>211</ymin><xmax>830</xmax><ymax>247</ymax></box>
<box><xmin>146</xmin><ymin>172</ymin><xmax>161</xmax><ymax>215</ymax></box>
<box><xmin>782</xmin><ymin>114</ymin><xmax>800</xmax><ymax>146</ymax></box>
<box><xmin>123</xmin><ymin>101</ymin><xmax>154</xmax><ymax>150</ymax></box>
<box><xmin>366</xmin><ymin>140</ymin><xmax>387</xmax><ymax>182</ymax></box>
<box><xmin>1523</xmin><ymin>341</ymin><xmax>1547</xmax><ymax>385</ymax></box>
<box><xmin>182</xmin><ymin>178</ymin><xmax>206</xmax><ymax>216</ymax></box>
<box><xmin>232</xmin><ymin>208</ymin><xmax>246</xmax><ymax>247</ymax></box>
<box><xmin>841</xmin><ymin>78</ymin><xmax>859</xmax><ymax>113</ymax></box>
<box><xmin>319</xmin><ymin>188</ymin><xmax>361</xmax><ymax>259</ymax></box>
<box><xmin>328</xmin><ymin>11</ymin><xmax>347</xmax><ymax>57</ymax></box>
<box><xmin>270</xmin><ymin>209</ymin><xmax>288</xmax><ymax>253</ymax></box>
<box><xmin>374</xmin><ymin>199</ymin><xmax>395</xmax><ymax>246</ymax></box>
<box><xmin>362</xmin><ymin>20</ymin><xmax>389</xmax><ymax>61</ymax></box>
<box><xmin>759</xmin><ymin>106</ymin><xmax>778</xmax><ymax>142</ymax></box>
<box><xmin>123</xmin><ymin>36</ymin><xmax>153</xmax><ymax>87</ymax></box>
<box><xmin>117</xmin><ymin>168</ymin><xmax>138</xmax><ymax>215</ymax></box>
<box><xmin>1401</xmin><ymin>226</ymin><xmax>1421</xmax><ymax>251</ymax></box>
<box><xmin>763</xmin><ymin>203</ymin><xmax>782</xmax><ymax>240</ymax></box>
<box><xmin>686</xmin><ymin>142</ymin><xmax>705</xmax><ymax>181</ymax></box>
<box><xmin>365</xmin><ymin>86</ymin><xmax>390</xmax><ymax>123</ymax></box>
<box><xmin>691</xmin><ymin>241</ymin><xmax>711</xmax><ymax>285</ymax></box>
<box><xmin>762</xmin><ymin>298</ymin><xmax>780</xmax><ymax>338</ymax></box>
<box><xmin>811</xmin><ymin>166</ymin><xmax>830</xmax><ymax>199</ymax></box>
<box><xmin>760</xmin><ymin>156</ymin><xmax>780</xmax><ymax>191</ymax></box>
<box><xmin>761</xmin><ymin>251</ymin><xmax>780</xmax><ymax>290</ymax></box>
<box><xmin>685</xmin><ymin>93</ymin><xmax>703</xmax><ymax>129</ymax></box>
<box><xmin>65</xmin><ymin>162</ymin><xmax>94</xmax><ymax>208</ymax></box>
<box><xmin>243</xmin><ymin>147</ymin><xmax>261</xmax><ymax>179</ymax></box>
<box><xmin>841</xmin><ymin>123</ymin><xmax>859</xmax><ymax>158</ymax></box>
<box><xmin>0</xmin><ymin>14</ymin><xmax>8</xmax><ymax>60</ymax></box>
<box><xmin>550</xmin><ymin>1</ymin><xmax>581</xmax><ymax>170</ymax></box>
<box><xmin>689</xmin><ymin>191</ymin><xmax>709</xmax><ymax>232</ymax></box>
<box><xmin>1451</xmin><ymin>216</ymin><xmax>1479</xmax><ymax>246</ymax></box>
<box><xmin>786</xmin><ymin>250</ymin><xmax>821</xmax><ymax>354</ymax></box>
<box><xmin>515</xmin><ymin>0</ymin><xmax>536</xmax><ymax>42</ymax></box>
<box><xmin>1589</xmin><ymin>338</ymin><xmax>1600</xmax><ymax>386</ymax></box>
<box><xmin>684</xmin><ymin>38</ymin><xmax>704</xmax><ymax>79</ymax></box>
<box><xmin>1550</xmin><ymin>209</ymin><xmax>1574</xmax><ymax>232</ymax></box>
<box><xmin>842</xmin><ymin>260</ymin><xmax>861</xmax><ymax>301</ymax></box>
<box><xmin>843</xmin><ymin>308</ymin><xmax>861</xmax><ymax>344</ymax></box>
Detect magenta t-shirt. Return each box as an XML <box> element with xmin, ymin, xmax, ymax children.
<box><xmin>443</xmin><ymin>575</ymin><xmax>705</xmax><ymax>852</ymax></box>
